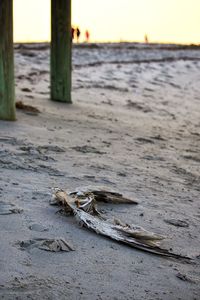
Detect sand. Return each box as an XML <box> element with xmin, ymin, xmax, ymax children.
<box><xmin>0</xmin><ymin>43</ymin><xmax>200</xmax><ymax>299</ymax></box>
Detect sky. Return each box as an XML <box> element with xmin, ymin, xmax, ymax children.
<box><xmin>13</xmin><ymin>0</ymin><xmax>200</xmax><ymax>44</ymax></box>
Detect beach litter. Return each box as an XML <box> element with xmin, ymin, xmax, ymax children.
<box><xmin>16</xmin><ymin>101</ymin><xmax>40</xmax><ymax>115</ymax></box>
<box><xmin>18</xmin><ymin>238</ymin><xmax>74</xmax><ymax>252</ymax></box>
<box><xmin>164</xmin><ymin>219</ymin><xmax>189</xmax><ymax>228</ymax></box>
<box><xmin>51</xmin><ymin>187</ymin><xmax>190</xmax><ymax>259</ymax></box>
<box><xmin>176</xmin><ymin>272</ymin><xmax>198</xmax><ymax>284</ymax></box>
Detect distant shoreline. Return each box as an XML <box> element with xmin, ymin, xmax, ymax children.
<box><xmin>14</xmin><ymin>41</ymin><xmax>200</xmax><ymax>51</ymax></box>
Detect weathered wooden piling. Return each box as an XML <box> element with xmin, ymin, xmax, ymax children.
<box><xmin>0</xmin><ymin>0</ymin><xmax>72</xmax><ymax>121</ymax></box>
<box><xmin>0</xmin><ymin>0</ymin><xmax>16</xmax><ymax>120</ymax></box>
<box><xmin>51</xmin><ymin>0</ymin><xmax>72</xmax><ymax>103</ymax></box>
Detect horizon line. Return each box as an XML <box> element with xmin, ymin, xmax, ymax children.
<box><xmin>13</xmin><ymin>40</ymin><xmax>200</xmax><ymax>46</ymax></box>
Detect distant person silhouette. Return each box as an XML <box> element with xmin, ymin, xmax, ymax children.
<box><xmin>76</xmin><ymin>27</ymin><xmax>81</xmax><ymax>43</ymax></box>
<box><xmin>144</xmin><ymin>34</ymin><xmax>149</xmax><ymax>43</ymax></box>
<box><xmin>71</xmin><ymin>27</ymin><xmax>75</xmax><ymax>42</ymax></box>
<box><xmin>85</xmin><ymin>30</ymin><xmax>90</xmax><ymax>43</ymax></box>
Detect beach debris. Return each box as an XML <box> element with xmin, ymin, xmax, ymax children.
<box><xmin>0</xmin><ymin>201</ymin><xmax>23</xmax><ymax>215</ymax></box>
<box><xmin>176</xmin><ymin>272</ymin><xmax>197</xmax><ymax>284</ymax></box>
<box><xmin>51</xmin><ymin>187</ymin><xmax>189</xmax><ymax>259</ymax></box>
<box><xmin>69</xmin><ymin>186</ymin><xmax>138</xmax><ymax>204</ymax></box>
<box><xmin>71</xmin><ymin>145</ymin><xmax>106</xmax><ymax>155</ymax></box>
<box><xmin>19</xmin><ymin>238</ymin><xmax>74</xmax><ymax>252</ymax></box>
<box><xmin>21</xmin><ymin>87</ymin><xmax>32</xmax><ymax>93</ymax></box>
<box><xmin>19</xmin><ymin>144</ymin><xmax>65</xmax><ymax>161</ymax></box>
<box><xmin>135</xmin><ymin>137</ymin><xmax>155</xmax><ymax>144</ymax></box>
<box><xmin>126</xmin><ymin>100</ymin><xmax>152</xmax><ymax>113</ymax></box>
<box><xmin>164</xmin><ymin>219</ymin><xmax>189</xmax><ymax>228</ymax></box>
<box><xmin>16</xmin><ymin>101</ymin><xmax>40</xmax><ymax>115</ymax></box>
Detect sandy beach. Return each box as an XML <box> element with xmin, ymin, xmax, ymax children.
<box><xmin>0</xmin><ymin>43</ymin><xmax>200</xmax><ymax>299</ymax></box>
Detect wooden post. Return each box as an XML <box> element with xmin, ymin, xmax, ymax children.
<box><xmin>0</xmin><ymin>0</ymin><xmax>15</xmax><ymax>120</ymax></box>
<box><xmin>51</xmin><ymin>0</ymin><xmax>72</xmax><ymax>103</ymax></box>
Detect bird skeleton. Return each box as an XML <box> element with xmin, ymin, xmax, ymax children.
<box><xmin>51</xmin><ymin>187</ymin><xmax>190</xmax><ymax>260</ymax></box>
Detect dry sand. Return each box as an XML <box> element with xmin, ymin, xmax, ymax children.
<box><xmin>0</xmin><ymin>43</ymin><xmax>200</xmax><ymax>299</ymax></box>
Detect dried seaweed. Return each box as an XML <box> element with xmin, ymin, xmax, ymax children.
<box><xmin>16</xmin><ymin>101</ymin><xmax>40</xmax><ymax>114</ymax></box>
<box><xmin>19</xmin><ymin>238</ymin><xmax>74</xmax><ymax>252</ymax></box>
